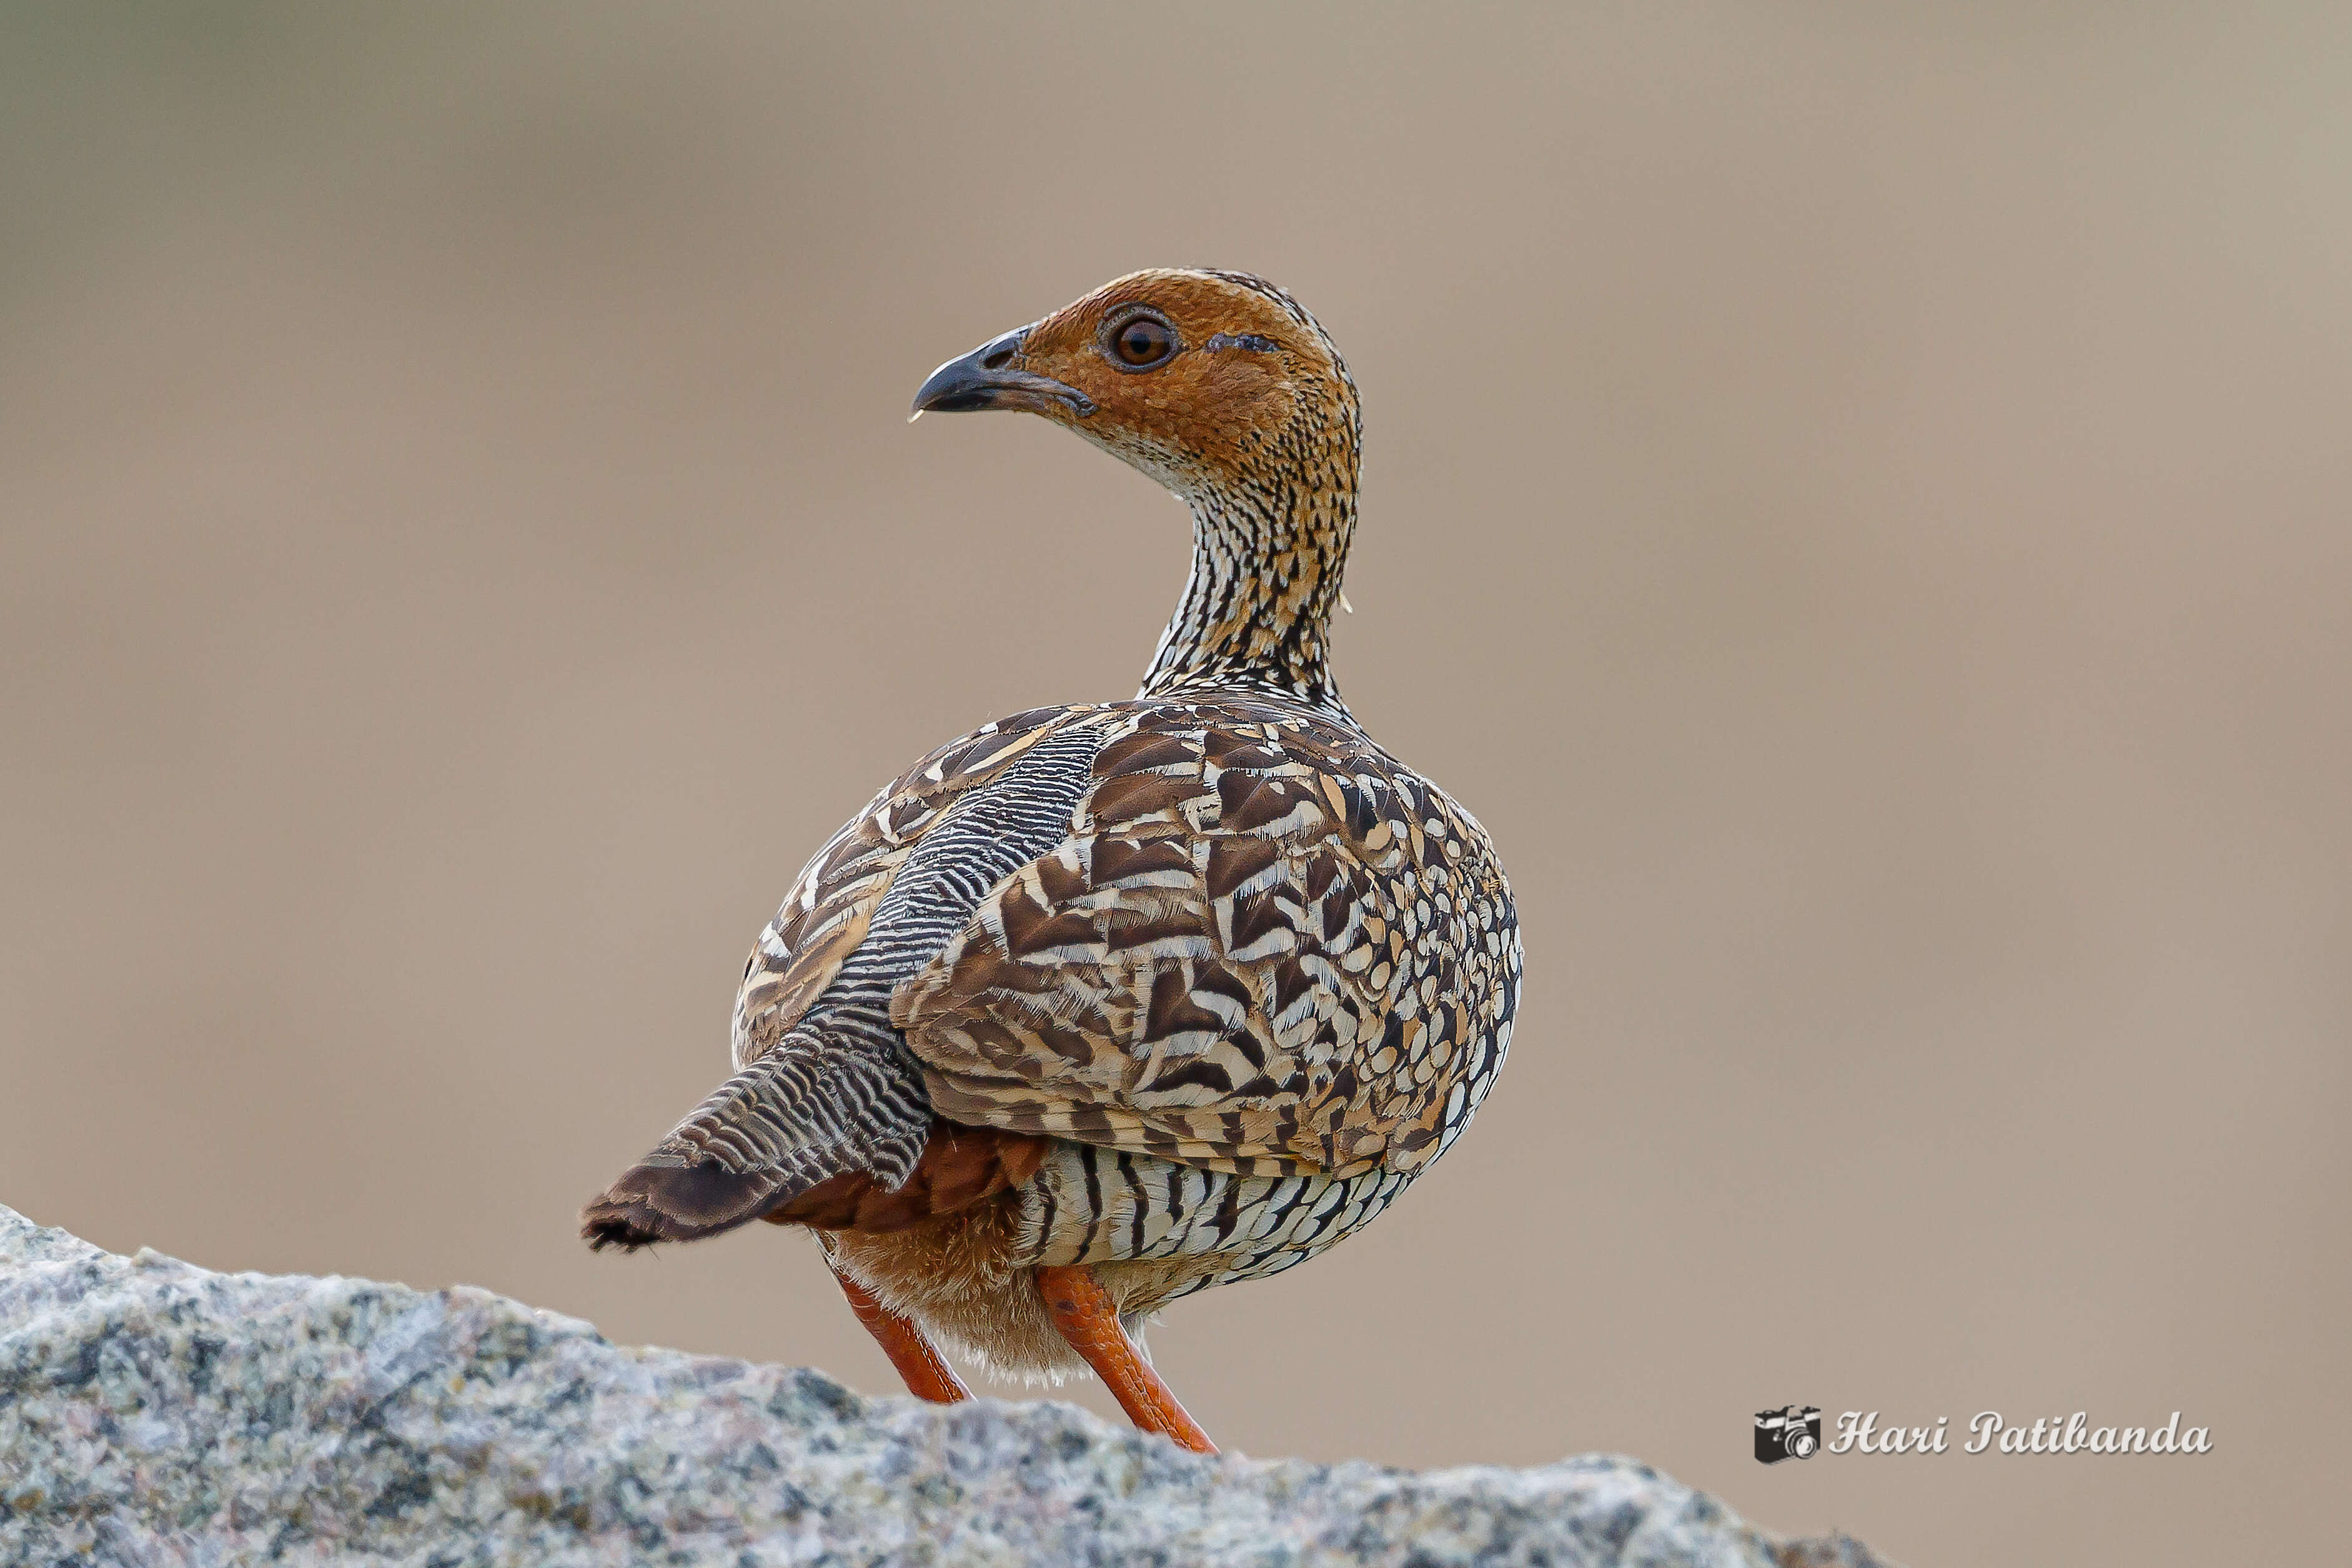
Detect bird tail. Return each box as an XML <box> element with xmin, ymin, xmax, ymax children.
<box><xmin>579</xmin><ymin>1033</ymin><xmax>930</xmax><ymax>1251</ymax></box>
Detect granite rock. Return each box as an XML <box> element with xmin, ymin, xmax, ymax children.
<box><xmin>0</xmin><ymin>1206</ymin><xmax>1893</xmax><ymax>1567</ymax></box>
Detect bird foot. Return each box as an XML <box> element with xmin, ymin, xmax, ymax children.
<box><xmin>830</xmin><ymin>1263</ymin><xmax>971</xmax><ymax>1404</ymax></box>
<box><xmin>1036</xmin><ymin>1264</ymin><xmax>1218</xmax><ymax>1454</ymax></box>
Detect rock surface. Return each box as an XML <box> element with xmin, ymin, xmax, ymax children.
<box><xmin>0</xmin><ymin>1206</ymin><xmax>1893</xmax><ymax>1567</ymax></box>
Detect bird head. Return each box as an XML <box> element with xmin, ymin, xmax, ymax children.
<box><xmin>911</xmin><ymin>268</ymin><xmax>1359</xmax><ymax>503</ymax></box>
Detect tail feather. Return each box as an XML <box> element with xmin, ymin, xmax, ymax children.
<box><xmin>580</xmin><ymin>1159</ymin><xmax>788</xmax><ymax>1251</ymax></box>
<box><xmin>580</xmin><ymin>1037</ymin><xmax>930</xmax><ymax>1251</ymax></box>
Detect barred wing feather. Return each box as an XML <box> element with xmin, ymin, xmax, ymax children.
<box><xmin>730</xmin><ymin>705</ymin><xmax>1099</xmax><ymax>1069</ymax></box>
<box><xmin>890</xmin><ymin>698</ymin><xmax>1521</xmax><ymax>1180</ymax></box>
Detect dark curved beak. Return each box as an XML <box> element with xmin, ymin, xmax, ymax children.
<box><xmin>910</xmin><ymin>326</ymin><xmax>1096</xmax><ymax>419</ymax></box>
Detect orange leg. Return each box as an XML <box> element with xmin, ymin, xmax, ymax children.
<box><xmin>830</xmin><ymin>1264</ymin><xmax>971</xmax><ymax>1404</ymax></box>
<box><xmin>1036</xmin><ymin>1264</ymin><xmax>1218</xmax><ymax>1454</ymax></box>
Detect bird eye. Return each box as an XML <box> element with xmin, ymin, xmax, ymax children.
<box><xmin>1108</xmin><ymin>314</ymin><xmax>1176</xmax><ymax>369</ymax></box>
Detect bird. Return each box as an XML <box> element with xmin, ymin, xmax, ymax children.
<box><xmin>581</xmin><ymin>269</ymin><xmax>1522</xmax><ymax>1454</ymax></box>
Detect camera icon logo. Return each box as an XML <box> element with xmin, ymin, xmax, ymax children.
<box><xmin>1755</xmin><ymin>1404</ymin><xmax>1822</xmax><ymax>1464</ymax></box>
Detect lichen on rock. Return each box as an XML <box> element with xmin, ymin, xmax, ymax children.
<box><xmin>0</xmin><ymin>1206</ymin><xmax>1892</xmax><ymax>1566</ymax></box>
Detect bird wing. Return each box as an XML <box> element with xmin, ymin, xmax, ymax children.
<box><xmin>586</xmin><ymin>704</ymin><xmax>1111</xmax><ymax>1250</ymax></box>
<box><xmin>730</xmin><ymin>704</ymin><xmax>1104</xmax><ymax>1069</ymax></box>
<box><xmin>890</xmin><ymin>698</ymin><xmax>1521</xmax><ymax>1179</ymax></box>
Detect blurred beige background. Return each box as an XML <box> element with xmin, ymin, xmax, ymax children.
<box><xmin>3</xmin><ymin>6</ymin><xmax>2346</xmax><ymax>1564</ymax></box>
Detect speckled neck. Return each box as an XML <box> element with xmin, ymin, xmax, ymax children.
<box><xmin>1138</xmin><ymin>424</ymin><xmax>1359</xmax><ymax>723</ymax></box>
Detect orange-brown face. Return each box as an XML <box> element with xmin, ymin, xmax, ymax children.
<box><xmin>911</xmin><ymin>269</ymin><xmax>1352</xmax><ymax>495</ymax></box>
